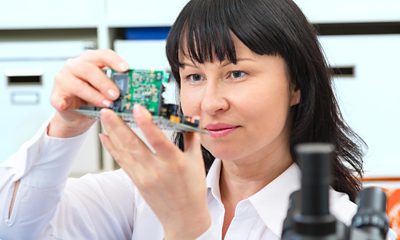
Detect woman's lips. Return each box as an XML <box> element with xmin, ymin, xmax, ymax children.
<box><xmin>204</xmin><ymin>123</ymin><xmax>239</xmax><ymax>138</ymax></box>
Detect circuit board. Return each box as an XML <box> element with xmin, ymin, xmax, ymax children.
<box><xmin>111</xmin><ymin>69</ymin><xmax>167</xmax><ymax>115</ymax></box>
<box><xmin>75</xmin><ymin>69</ymin><xmax>206</xmax><ymax>133</ymax></box>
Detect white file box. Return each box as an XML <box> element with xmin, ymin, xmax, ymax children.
<box><xmin>0</xmin><ymin>41</ymin><xmax>100</xmax><ymax>176</ymax></box>
<box><xmin>318</xmin><ymin>35</ymin><xmax>400</xmax><ymax>177</ymax></box>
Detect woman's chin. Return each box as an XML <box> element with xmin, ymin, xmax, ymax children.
<box><xmin>208</xmin><ymin>149</ymin><xmax>242</xmax><ymax>162</ymax></box>
<box><xmin>202</xmin><ymin>141</ymin><xmax>246</xmax><ymax>161</ymax></box>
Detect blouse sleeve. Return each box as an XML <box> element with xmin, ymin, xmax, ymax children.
<box><xmin>0</xmin><ymin>121</ymin><xmax>135</xmax><ymax>240</ymax></box>
<box><xmin>44</xmin><ymin>169</ymin><xmax>135</xmax><ymax>240</ymax></box>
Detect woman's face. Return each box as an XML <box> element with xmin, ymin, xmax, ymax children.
<box><xmin>179</xmin><ymin>35</ymin><xmax>300</xmax><ymax>163</ymax></box>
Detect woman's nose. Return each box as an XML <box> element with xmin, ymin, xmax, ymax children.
<box><xmin>200</xmin><ymin>83</ymin><xmax>229</xmax><ymax>115</ymax></box>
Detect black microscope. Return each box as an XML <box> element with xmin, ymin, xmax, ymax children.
<box><xmin>282</xmin><ymin>143</ymin><xmax>389</xmax><ymax>240</ymax></box>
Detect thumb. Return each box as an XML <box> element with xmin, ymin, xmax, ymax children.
<box><xmin>183</xmin><ymin>132</ymin><xmax>203</xmax><ymax>160</ymax></box>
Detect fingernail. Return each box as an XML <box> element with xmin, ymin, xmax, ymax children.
<box><xmin>119</xmin><ymin>62</ymin><xmax>129</xmax><ymax>72</ymax></box>
<box><xmin>134</xmin><ymin>104</ymin><xmax>151</xmax><ymax>120</ymax></box>
<box><xmin>108</xmin><ymin>89</ymin><xmax>118</xmax><ymax>99</ymax></box>
<box><xmin>99</xmin><ymin>108</ymin><xmax>107</xmax><ymax>117</ymax></box>
<box><xmin>102</xmin><ymin>99</ymin><xmax>112</xmax><ymax>107</ymax></box>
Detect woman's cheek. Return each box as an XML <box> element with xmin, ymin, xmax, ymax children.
<box><xmin>180</xmin><ymin>86</ymin><xmax>202</xmax><ymax>116</ymax></box>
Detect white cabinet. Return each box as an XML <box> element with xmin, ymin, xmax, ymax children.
<box><xmin>318</xmin><ymin>35</ymin><xmax>400</xmax><ymax>177</ymax></box>
<box><xmin>0</xmin><ymin>0</ymin><xmax>101</xmax><ymax>29</ymax></box>
<box><xmin>0</xmin><ymin>41</ymin><xmax>100</xmax><ymax>176</ymax></box>
<box><xmin>294</xmin><ymin>0</ymin><xmax>400</xmax><ymax>23</ymax></box>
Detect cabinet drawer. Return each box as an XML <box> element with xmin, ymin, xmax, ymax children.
<box><xmin>0</xmin><ymin>41</ymin><xmax>100</xmax><ymax>175</ymax></box>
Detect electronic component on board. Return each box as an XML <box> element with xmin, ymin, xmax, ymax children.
<box><xmin>75</xmin><ymin>68</ymin><xmax>206</xmax><ymax>133</ymax></box>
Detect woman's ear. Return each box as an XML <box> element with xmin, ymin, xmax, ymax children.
<box><xmin>290</xmin><ymin>88</ymin><xmax>301</xmax><ymax>106</ymax></box>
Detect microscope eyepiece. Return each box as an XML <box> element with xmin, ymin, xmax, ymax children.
<box><xmin>351</xmin><ymin>187</ymin><xmax>389</xmax><ymax>239</ymax></box>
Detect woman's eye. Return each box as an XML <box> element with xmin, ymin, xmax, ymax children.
<box><xmin>230</xmin><ymin>71</ymin><xmax>247</xmax><ymax>80</ymax></box>
<box><xmin>186</xmin><ymin>74</ymin><xmax>204</xmax><ymax>82</ymax></box>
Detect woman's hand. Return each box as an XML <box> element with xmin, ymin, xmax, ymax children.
<box><xmin>48</xmin><ymin>49</ymin><xmax>129</xmax><ymax>138</ymax></box>
<box><xmin>99</xmin><ymin>105</ymin><xmax>211</xmax><ymax>240</ymax></box>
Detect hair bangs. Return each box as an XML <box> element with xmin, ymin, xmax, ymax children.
<box><xmin>167</xmin><ymin>0</ymin><xmax>239</xmax><ymax>79</ymax></box>
<box><xmin>182</xmin><ymin>19</ymin><xmax>236</xmax><ymax>65</ymax></box>
<box><xmin>167</xmin><ymin>0</ymin><xmax>287</xmax><ymax>81</ymax></box>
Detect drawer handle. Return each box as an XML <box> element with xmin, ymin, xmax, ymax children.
<box><xmin>6</xmin><ymin>73</ymin><xmax>42</xmax><ymax>86</ymax></box>
<box><xmin>330</xmin><ymin>66</ymin><xmax>355</xmax><ymax>78</ymax></box>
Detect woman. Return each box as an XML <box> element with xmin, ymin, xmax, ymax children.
<box><xmin>0</xmin><ymin>0</ymin><xmax>366</xmax><ymax>239</ymax></box>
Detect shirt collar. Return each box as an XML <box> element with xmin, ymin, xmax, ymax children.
<box><xmin>248</xmin><ymin>163</ymin><xmax>301</xmax><ymax>236</ymax></box>
<box><xmin>206</xmin><ymin>158</ymin><xmax>223</xmax><ymax>202</ymax></box>
<box><xmin>205</xmin><ymin>159</ymin><xmax>301</xmax><ymax>237</ymax></box>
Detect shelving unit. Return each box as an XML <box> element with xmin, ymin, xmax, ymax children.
<box><xmin>293</xmin><ymin>0</ymin><xmax>400</xmax><ymax>23</ymax></box>
<box><xmin>4</xmin><ymin>0</ymin><xmax>397</xmax><ymax>52</ymax></box>
<box><xmin>1</xmin><ymin>0</ymin><xmax>399</xmax><ymax>177</ymax></box>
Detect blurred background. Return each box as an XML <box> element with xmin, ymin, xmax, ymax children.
<box><xmin>0</xmin><ymin>0</ymin><xmax>399</xmax><ymax>181</ymax></box>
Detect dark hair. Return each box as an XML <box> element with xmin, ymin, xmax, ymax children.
<box><xmin>166</xmin><ymin>0</ymin><xmax>365</xmax><ymax>201</ymax></box>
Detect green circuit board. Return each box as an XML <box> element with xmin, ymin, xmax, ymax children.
<box><xmin>75</xmin><ymin>68</ymin><xmax>206</xmax><ymax>133</ymax></box>
<box><xmin>110</xmin><ymin>69</ymin><xmax>169</xmax><ymax>115</ymax></box>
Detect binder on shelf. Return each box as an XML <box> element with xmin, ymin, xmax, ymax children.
<box><xmin>124</xmin><ymin>27</ymin><xmax>171</xmax><ymax>40</ymax></box>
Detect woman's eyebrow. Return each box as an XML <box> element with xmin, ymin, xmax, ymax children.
<box><xmin>180</xmin><ymin>62</ymin><xmax>198</xmax><ymax>68</ymax></box>
<box><xmin>180</xmin><ymin>57</ymin><xmax>256</xmax><ymax>68</ymax></box>
<box><xmin>221</xmin><ymin>58</ymin><xmax>256</xmax><ymax>67</ymax></box>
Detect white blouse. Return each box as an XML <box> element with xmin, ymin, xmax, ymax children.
<box><xmin>0</xmin><ymin>123</ymin><xmax>394</xmax><ymax>239</ymax></box>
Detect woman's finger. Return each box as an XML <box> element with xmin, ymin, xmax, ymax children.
<box><xmin>100</xmin><ymin>108</ymin><xmax>154</xmax><ymax>163</ymax></box>
<box><xmin>64</xmin><ymin>58</ymin><xmax>120</xmax><ymax>101</ymax></box>
<box><xmin>80</xmin><ymin>49</ymin><xmax>129</xmax><ymax>72</ymax></box>
<box><xmin>99</xmin><ymin>128</ymin><xmax>151</xmax><ymax>186</ymax></box>
<box><xmin>50</xmin><ymin>89</ymin><xmax>69</xmax><ymax>112</ymax></box>
<box><xmin>133</xmin><ymin>104</ymin><xmax>177</xmax><ymax>160</ymax></box>
<box><xmin>99</xmin><ymin>133</ymin><xmax>121</xmax><ymax>162</ymax></box>
<box><xmin>55</xmin><ymin>70</ymin><xmax>112</xmax><ymax>108</ymax></box>
<box><xmin>100</xmin><ymin>108</ymin><xmax>137</xmax><ymax>147</ymax></box>
<box><xmin>183</xmin><ymin>131</ymin><xmax>203</xmax><ymax>159</ymax></box>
